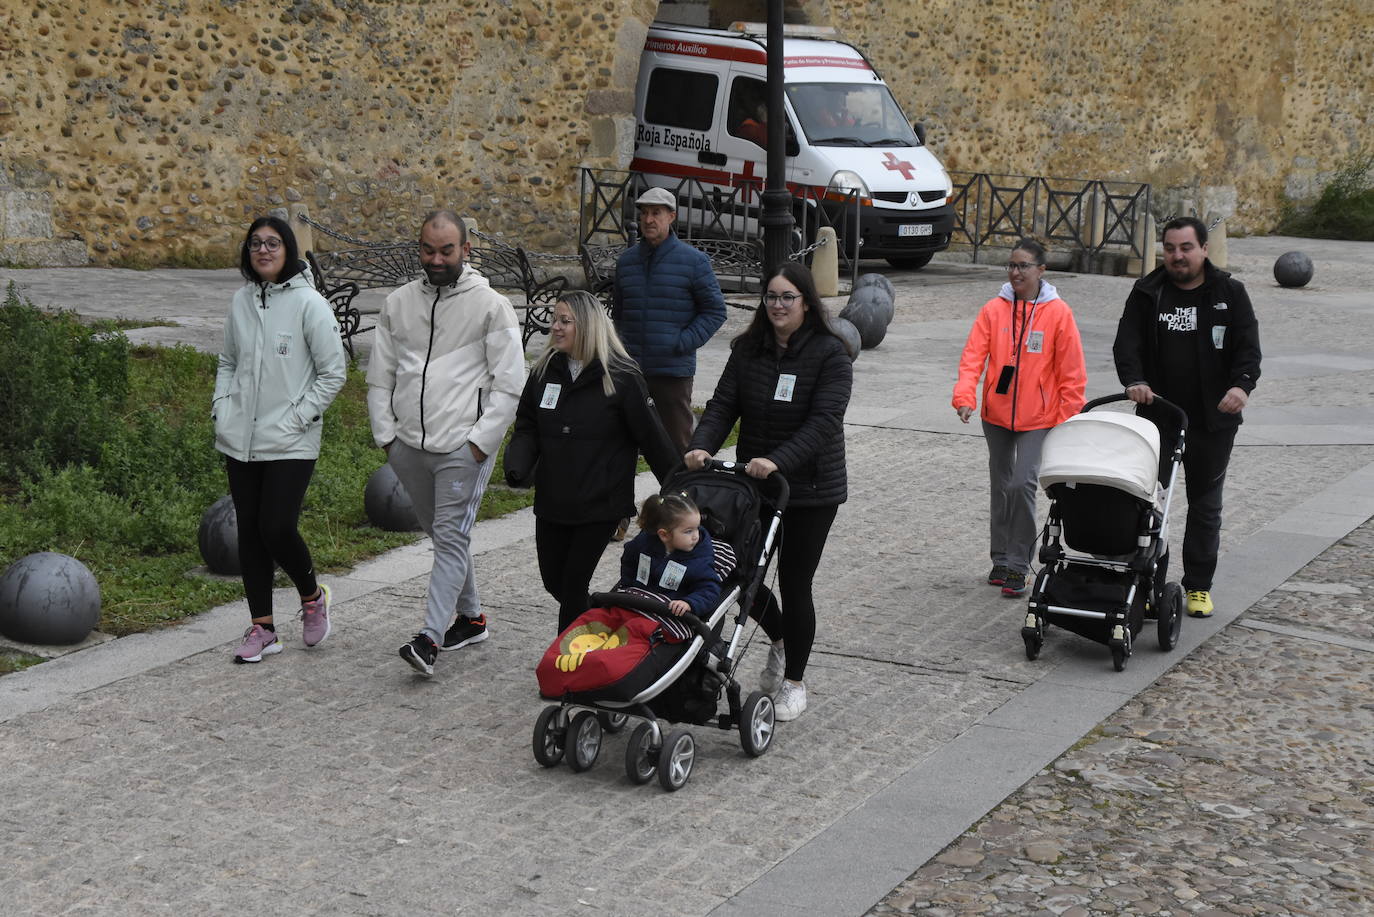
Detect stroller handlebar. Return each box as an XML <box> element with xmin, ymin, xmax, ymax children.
<box><xmin>667</xmin><ymin>457</ymin><xmax>791</xmax><ymax>511</ymax></box>
<box><xmin>1083</xmin><ymin>392</ymin><xmax>1189</xmax><ymax>433</ymax></box>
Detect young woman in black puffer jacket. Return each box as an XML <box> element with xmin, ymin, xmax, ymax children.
<box><xmin>685</xmin><ymin>262</ymin><xmax>854</xmax><ymax>722</ymax></box>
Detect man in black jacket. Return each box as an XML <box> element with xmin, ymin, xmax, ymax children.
<box><xmin>1113</xmin><ymin>216</ymin><xmax>1261</xmax><ymax>618</ymax></box>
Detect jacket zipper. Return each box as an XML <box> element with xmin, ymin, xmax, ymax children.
<box><xmin>419</xmin><ymin>286</ymin><xmax>440</xmax><ymax>451</ymax></box>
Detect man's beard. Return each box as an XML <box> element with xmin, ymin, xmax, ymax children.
<box><xmin>425</xmin><ymin>262</ymin><xmax>462</xmax><ymax>286</ymax></box>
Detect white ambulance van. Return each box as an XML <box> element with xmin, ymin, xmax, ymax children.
<box><xmin>631</xmin><ymin>21</ymin><xmax>955</xmax><ymax>269</ymax></box>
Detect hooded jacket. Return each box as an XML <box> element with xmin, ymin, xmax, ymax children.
<box><xmin>1113</xmin><ymin>260</ymin><xmax>1261</xmax><ymax>432</ymax></box>
<box><xmin>612</xmin><ymin>233</ymin><xmax>727</xmax><ymax>378</ymax></box>
<box><xmin>503</xmin><ymin>353</ymin><xmax>677</xmax><ymax>525</ymax></box>
<box><xmin>617</xmin><ymin>527</ymin><xmax>721</xmax><ymax>617</ymax></box>
<box><xmin>952</xmin><ymin>280</ymin><xmax>1086</xmax><ymax>432</ymax></box>
<box><xmin>366</xmin><ymin>265</ymin><xmax>525</xmax><ymax>456</ymax></box>
<box><xmin>213</xmin><ymin>265</ymin><xmax>347</xmax><ymax>462</ymax></box>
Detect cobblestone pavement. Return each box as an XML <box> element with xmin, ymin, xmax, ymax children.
<box><xmin>1</xmin><ymin>238</ymin><xmax>1372</xmax><ymax>916</ymax></box>
<box><xmin>868</xmin><ymin>520</ymin><xmax>1374</xmax><ymax>917</ymax></box>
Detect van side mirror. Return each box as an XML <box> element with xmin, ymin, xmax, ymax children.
<box><xmin>913</xmin><ymin>122</ymin><xmax>927</xmax><ymax>145</ymax></box>
<box><xmin>785</xmin><ymin>134</ymin><xmax>799</xmax><ymax>157</ymax></box>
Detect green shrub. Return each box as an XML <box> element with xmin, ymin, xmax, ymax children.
<box><xmin>0</xmin><ymin>286</ymin><xmax>131</xmax><ymax>486</ymax></box>
<box><xmin>1278</xmin><ymin>148</ymin><xmax>1374</xmax><ymax>241</ymax></box>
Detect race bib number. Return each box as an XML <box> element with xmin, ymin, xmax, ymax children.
<box><xmin>1211</xmin><ymin>326</ymin><xmax>1226</xmax><ymax>349</ymax></box>
<box><xmin>275</xmin><ymin>332</ymin><xmax>293</xmax><ymax>357</ymax></box>
<box><xmin>658</xmin><ymin>560</ymin><xmax>686</xmax><ymax>592</ymax></box>
<box><xmin>774</xmin><ymin>374</ymin><xmax>796</xmax><ymax>402</ymax></box>
<box><xmin>636</xmin><ymin>554</ymin><xmax>651</xmax><ymax>585</ymax></box>
<box><xmin>1026</xmin><ymin>330</ymin><xmax>1044</xmax><ymax>354</ymax></box>
<box><xmin>540</xmin><ymin>383</ymin><xmax>561</xmax><ymax>409</ymax></box>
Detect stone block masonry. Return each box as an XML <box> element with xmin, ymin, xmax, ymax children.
<box><xmin>0</xmin><ymin>0</ymin><xmax>1370</xmax><ymax>266</ymax></box>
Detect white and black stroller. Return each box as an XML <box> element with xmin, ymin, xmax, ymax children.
<box><xmin>531</xmin><ymin>460</ymin><xmax>788</xmax><ymax>791</ymax></box>
<box><xmin>1021</xmin><ymin>393</ymin><xmax>1188</xmax><ymax>671</ymax></box>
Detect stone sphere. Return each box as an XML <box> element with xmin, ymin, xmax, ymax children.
<box><xmin>198</xmin><ymin>495</ymin><xmax>241</xmax><ymax>576</ymax></box>
<box><xmin>365</xmin><ymin>464</ymin><xmax>422</xmax><ymax>532</ymax></box>
<box><xmin>854</xmin><ymin>272</ymin><xmax>896</xmax><ymax>303</ymax></box>
<box><xmin>847</xmin><ymin>283</ymin><xmax>895</xmax><ymax>326</ymax></box>
<box><xmin>828</xmin><ymin>316</ymin><xmax>862</xmax><ymax>362</ymax></box>
<box><xmin>0</xmin><ymin>552</ymin><xmax>102</xmax><ymax>645</ymax></box>
<box><xmin>1273</xmin><ymin>251</ymin><xmax>1313</xmax><ymax>288</ymax></box>
<box><xmin>840</xmin><ymin>289</ymin><xmax>891</xmax><ymax>349</ymax></box>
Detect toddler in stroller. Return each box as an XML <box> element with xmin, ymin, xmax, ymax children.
<box><xmin>532</xmin><ymin>461</ymin><xmax>788</xmax><ymax>791</ymax></box>
<box><xmin>1021</xmin><ymin>394</ymin><xmax>1188</xmax><ymax>671</ymax></box>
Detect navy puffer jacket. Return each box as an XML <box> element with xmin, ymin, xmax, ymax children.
<box><xmin>613</xmin><ymin>234</ymin><xmax>727</xmax><ymax>378</ymax></box>
<box><xmin>690</xmin><ymin>324</ymin><xmax>852</xmax><ymax>507</ymax></box>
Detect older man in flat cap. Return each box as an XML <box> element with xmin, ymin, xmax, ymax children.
<box><xmin>613</xmin><ymin>186</ymin><xmax>727</xmax><ymax>456</ymax></box>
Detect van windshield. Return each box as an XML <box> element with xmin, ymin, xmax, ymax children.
<box><xmin>785</xmin><ymin>83</ymin><xmax>920</xmax><ymax>148</ymax></box>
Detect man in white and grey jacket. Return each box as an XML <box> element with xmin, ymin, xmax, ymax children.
<box><xmin>367</xmin><ymin>210</ymin><xmax>526</xmax><ymax>675</ymax></box>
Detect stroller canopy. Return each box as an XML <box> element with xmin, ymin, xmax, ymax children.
<box><xmin>1039</xmin><ymin>412</ymin><xmax>1161</xmax><ymax>502</ymax></box>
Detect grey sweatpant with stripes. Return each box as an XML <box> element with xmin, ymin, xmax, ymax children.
<box><xmin>388</xmin><ymin>440</ymin><xmax>495</xmax><ymax>644</ymax></box>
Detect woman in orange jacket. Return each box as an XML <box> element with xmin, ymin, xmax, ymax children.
<box><xmin>952</xmin><ymin>238</ymin><xmax>1086</xmax><ymax>597</ymax></box>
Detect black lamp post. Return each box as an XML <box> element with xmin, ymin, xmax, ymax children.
<box><xmin>759</xmin><ymin>0</ymin><xmax>794</xmax><ymax>279</ymax></box>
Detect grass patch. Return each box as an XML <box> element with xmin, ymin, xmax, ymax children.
<box><xmin>0</xmin><ymin>652</ymin><xmax>45</xmax><ymax>675</ymax></box>
<box><xmin>1278</xmin><ymin>147</ymin><xmax>1374</xmax><ymax>241</ymax></box>
<box><xmin>0</xmin><ymin>291</ymin><xmax>536</xmax><ymax>639</ymax></box>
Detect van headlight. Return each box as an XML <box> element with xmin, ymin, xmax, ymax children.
<box><xmin>943</xmin><ymin>171</ymin><xmax>953</xmax><ymax>199</ymax></box>
<box><xmin>827</xmin><ymin>170</ymin><xmax>870</xmax><ymax>200</ymax></box>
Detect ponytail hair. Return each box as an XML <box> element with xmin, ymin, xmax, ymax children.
<box><xmin>637</xmin><ymin>492</ymin><xmax>698</xmax><ymax>535</ymax></box>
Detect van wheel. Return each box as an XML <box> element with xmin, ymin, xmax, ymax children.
<box><xmin>887</xmin><ymin>253</ymin><xmax>933</xmax><ymax>270</ymax></box>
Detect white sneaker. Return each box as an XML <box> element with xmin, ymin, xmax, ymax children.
<box><xmin>774</xmin><ymin>680</ymin><xmax>807</xmax><ymax>721</ymax></box>
<box><xmin>759</xmin><ymin>640</ymin><xmax>785</xmax><ymax>695</ymax></box>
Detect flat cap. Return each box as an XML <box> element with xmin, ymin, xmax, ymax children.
<box><xmin>635</xmin><ymin>187</ymin><xmax>677</xmax><ymax>209</ymax></box>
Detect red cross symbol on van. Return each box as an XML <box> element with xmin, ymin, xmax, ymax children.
<box><xmin>882</xmin><ymin>152</ymin><xmax>917</xmax><ymax>181</ymax></box>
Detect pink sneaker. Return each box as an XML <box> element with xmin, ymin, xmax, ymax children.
<box><xmin>233</xmin><ymin>624</ymin><xmax>283</xmax><ymax>663</ymax></box>
<box><xmin>299</xmin><ymin>584</ymin><xmax>332</xmax><ymax>647</ymax></box>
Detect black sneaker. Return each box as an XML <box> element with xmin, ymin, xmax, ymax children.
<box><xmin>442</xmin><ymin>614</ymin><xmax>489</xmax><ymax>651</ymax></box>
<box><xmin>987</xmin><ymin>565</ymin><xmax>1010</xmax><ymax>586</ymax></box>
<box><xmin>399</xmin><ymin>633</ymin><xmax>438</xmax><ymax>675</ymax></box>
<box><xmin>1001</xmin><ymin>571</ymin><xmax>1028</xmax><ymax>597</ymax></box>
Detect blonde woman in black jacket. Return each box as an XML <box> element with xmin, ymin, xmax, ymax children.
<box><xmin>686</xmin><ymin>262</ymin><xmax>854</xmax><ymax>721</ymax></box>
<box><xmin>504</xmin><ymin>291</ymin><xmax>677</xmax><ymax>632</ymax></box>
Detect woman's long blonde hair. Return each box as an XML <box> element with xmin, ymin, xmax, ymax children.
<box><xmin>532</xmin><ymin>290</ymin><xmax>639</xmax><ymax>396</ymax></box>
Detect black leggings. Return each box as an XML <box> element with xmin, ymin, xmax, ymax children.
<box><xmin>752</xmin><ymin>503</ymin><xmax>839</xmax><ymax>682</ymax></box>
<box><xmin>536</xmin><ymin>517</ymin><xmax>619</xmax><ymax>633</ymax></box>
<box><xmin>225</xmin><ymin>457</ymin><xmax>319</xmax><ymax>620</ymax></box>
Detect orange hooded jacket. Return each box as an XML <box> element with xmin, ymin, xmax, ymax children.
<box><xmin>952</xmin><ymin>280</ymin><xmax>1087</xmax><ymax>431</ymax></box>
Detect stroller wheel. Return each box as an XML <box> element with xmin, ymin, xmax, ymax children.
<box><xmin>567</xmin><ymin>711</ymin><xmax>603</xmax><ymax>773</ymax></box>
<box><xmin>598</xmin><ymin>711</ymin><xmax>629</xmax><ymax>734</ymax></box>
<box><xmin>532</xmin><ymin>705</ymin><xmax>566</xmax><ymax>768</ymax></box>
<box><xmin>740</xmin><ymin>691</ymin><xmax>776</xmax><ymax>757</ymax></box>
<box><xmin>657</xmin><ymin>729</ymin><xmax>696</xmax><ymax>792</ymax></box>
<box><xmin>1021</xmin><ymin>611</ymin><xmax>1043</xmax><ymax>661</ymax></box>
<box><xmin>1109</xmin><ymin>624</ymin><xmax>1131</xmax><ymax>672</ymax></box>
<box><xmin>1158</xmin><ymin>582</ymin><xmax>1184</xmax><ymax>651</ymax></box>
<box><xmin>624</xmin><ymin>721</ymin><xmax>658</xmax><ymax>784</ymax></box>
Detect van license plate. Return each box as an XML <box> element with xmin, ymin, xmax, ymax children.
<box><xmin>898</xmin><ymin>224</ymin><xmax>933</xmax><ymax>237</ymax></box>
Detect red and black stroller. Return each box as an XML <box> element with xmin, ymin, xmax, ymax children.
<box><xmin>1021</xmin><ymin>393</ymin><xmax>1188</xmax><ymax>671</ymax></box>
<box><xmin>531</xmin><ymin>460</ymin><xmax>787</xmax><ymax>791</ymax></box>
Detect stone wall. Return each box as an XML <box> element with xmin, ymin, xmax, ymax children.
<box><xmin>0</xmin><ymin>0</ymin><xmax>1369</xmax><ymax>266</ymax></box>
<box><xmin>814</xmin><ymin>0</ymin><xmax>1373</xmax><ymax>234</ymax></box>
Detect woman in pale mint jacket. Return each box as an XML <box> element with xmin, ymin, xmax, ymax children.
<box><xmin>213</xmin><ymin>215</ymin><xmax>347</xmax><ymax>664</ymax></box>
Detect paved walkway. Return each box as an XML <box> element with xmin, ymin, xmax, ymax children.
<box><xmin>1</xmin><ymin>238</ymin><xmax>1371</xmax><ymax>915</ymax></box>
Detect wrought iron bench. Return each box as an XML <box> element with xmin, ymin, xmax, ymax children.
<box><xmin>307</xmin><ymin>241</ymin><xmax>567</xmax><ymax>354</ymax></box>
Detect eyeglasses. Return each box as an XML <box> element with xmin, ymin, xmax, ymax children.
<box><xmin>764</xmin><ymin>292</ymin><xmax>802</xmax><ymax>305</ymax></box>
<box><xmin>1006</xmin><ymin>261</ymin><xmax>1040</xmax><ymax>273</ymax></box>
<box><xmin>248</xmin><ymin>237</ymin><xmax>283</xmax><ymax>252</ymax></box>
